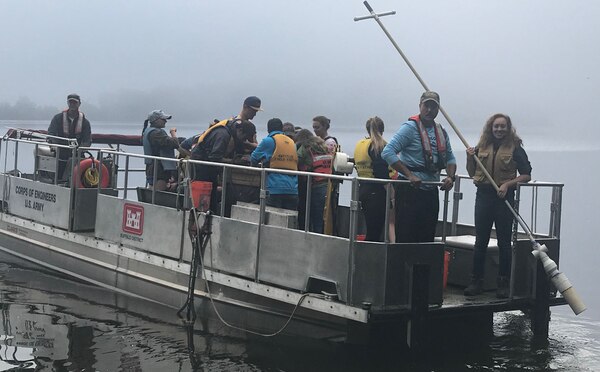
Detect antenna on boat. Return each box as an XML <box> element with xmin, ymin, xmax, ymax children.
<box><xmin>354</xmin><ymin>1</ymin><xmax>586</xmax><ymax>315</ymax></box>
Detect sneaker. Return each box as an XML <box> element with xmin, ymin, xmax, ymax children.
<box><xmin>496</xmin><ymin>276</ymin><xmax>509</xmax><ymax>299</ymax></box>
<box><xmin>464</xmin><ymin>278</ymin><xmax>483</xmax><ymax>296</ymax></box>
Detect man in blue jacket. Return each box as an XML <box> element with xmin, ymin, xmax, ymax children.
<box><xmin>382</xmin><ymin>91</ymin><xmax>457</xmax><ymax>243</ymax></box>
<box><xmin>251</xmin><ymin>118</ymin><xmax>299</xmax><ymax>210</ymax></box>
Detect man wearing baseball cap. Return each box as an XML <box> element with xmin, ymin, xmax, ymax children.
<box><xmin>142</xmin><ymin>109</ymin><xmax>181</xmax><ymax>191</ymax></box>
<box><xmin>381</xmin><ymin>91</ymin><xmax>457</xmax><ymax>243</ymax></box>
<box><xmin>48</xmin><ymin>93</ymin><xmax>92</xmax><ymax>180</ymax></box>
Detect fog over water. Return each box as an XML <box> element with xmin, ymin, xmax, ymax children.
<box><xmin>1</xmin><ymin>1</ymin><xmax>599</xmax><ymax>143</ymax></box>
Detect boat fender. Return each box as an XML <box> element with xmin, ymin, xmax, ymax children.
<box><xmin>73</xmin><ymin>158</ymin><xmax>110</xmax><ymax>188</ymax></box>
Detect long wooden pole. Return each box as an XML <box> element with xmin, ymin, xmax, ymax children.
<box><xmin>355</xmin><ymin>1</ymin><xmax>585</xmax><ymax>314</ymax></box>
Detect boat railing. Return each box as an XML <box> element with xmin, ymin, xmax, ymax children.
<box><xmin>0</xmin><ymin>133</ymin><xmax>566</xmax><ymax>308</ymax></box>
<box><xmin>1</xmin><ymin>131</ymin><xmax>563</xmax><ymax>243</ymax></box>
<box><xmin>0</xmin><ymin>132</ymin><xmax>563</xmax><ymax>246</ymax></box>
<box><xmin>95</xmin><ymin>147</ymin><xmax>445</xmax><ymax>236</ymax></box>
<box><xmin>449</xmin><ymin>174</ymin><xmax>563</xmax><ymax>241</ymax></box>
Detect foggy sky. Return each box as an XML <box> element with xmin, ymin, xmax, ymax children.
<box><xmin>1</xmin><ymin>0</ymin><xmax>599</xmax><ymax>143</ymax></box>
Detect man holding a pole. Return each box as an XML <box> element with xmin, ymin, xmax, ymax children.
<box><xmin>382</xmin><ymin>91</ymin><xmax>457</xmax><ymax>243</ymax></box>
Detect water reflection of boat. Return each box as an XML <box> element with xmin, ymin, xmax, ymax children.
<box><xmin>0</xmin><ymin>255</ymin><xmax>253</xmax><ymax>371</ymax></box>
<box><xmin>0</xmin><ymin>130</ymin><xmax>568</xmax><ymax>349</ymax></box>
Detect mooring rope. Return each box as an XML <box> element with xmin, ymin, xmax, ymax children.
<box><xmin>182</xmin><ymin>178</ymin><xmax>325</xmax><ymax>337</ymax></box>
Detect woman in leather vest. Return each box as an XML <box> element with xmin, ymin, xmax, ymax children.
<box><xmin>464</xmin><ymin>113</ymin><xmax>532</xmax><ymax>298</ymax></box>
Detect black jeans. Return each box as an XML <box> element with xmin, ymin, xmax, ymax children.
<box><xmin>394</xmin><ymin>184</ymin><xmax>439</xmax><ymax>243</ymax></box>
<box><xmin>267</xmin><ymin>194</ymin><xmax>299</xmax><ymax>210</ymax></box>
<box><xmin>471</xmin><ymin>186</ymin><xmax>514</xmax><ymax>279</ymax></box>
<box><xmin>359</xmin><ymin>183</ymin><xmax>387</xmax><ymax>242</ymax></box>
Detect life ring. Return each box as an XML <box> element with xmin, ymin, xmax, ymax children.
<box><xmin>73</xmin><ymin>159</ymin><xmax>110</xmax><ymax>188</ymax></box>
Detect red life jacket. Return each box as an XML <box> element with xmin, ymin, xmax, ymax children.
<box><xmin>309</xmin><ymin>150</ymin><xmax>332</xmax><ymax>183</ymax></box>
<box><xmin>408</xmin><ymin>115</ymin><xmax>448</xmax><ymax>172</ymax></box>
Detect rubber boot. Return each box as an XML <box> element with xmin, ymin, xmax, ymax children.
<box><xmin>464</xmin><ymin>277</ymin><xmax>484</xmax><ymax>296</ymax></box>
<box><xmin>496</xmin><ymin>276</ymin><xmax>510</xmax><ymax>299</ymax></box>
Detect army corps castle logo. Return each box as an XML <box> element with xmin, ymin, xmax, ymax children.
<box><xmin>122</xmin><ymin>203</ymin><xmax>144</xmax><ymax>235</ymax></box>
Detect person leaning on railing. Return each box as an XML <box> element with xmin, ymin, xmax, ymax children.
<box><xmin>250</xmin><ymin>118</ymin><xmax>299</xmax><ymax>210</ymax></box>
<box><xmin>142</xmin><ymin>110</ymin><xmax>180</xmax><ymax>192</ymax></box>
<box><xmin>190</xmin><ymin>118</ymin><xmax>257</xmax><ymax>216</ymax></box>
<box><xmin>381</xmin><ymin>91</ymin><xmax>457</xmax><ymax>243</ymax></box>
<box><xmin>463</xmin><ymin>113</ymin><xmax>532</xmax><ymax>298</ymax></box>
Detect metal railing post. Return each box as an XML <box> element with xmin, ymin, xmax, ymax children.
<box><xmin>346</xmin><ymin>177</ymin><xmax>359</xmax><ymax>304</ymax></box>
<box><xmin>384</xmin><ymin>181</ymin><xmax>391</xmax><ymax>243</ymax></box>
<box><xmin>451</xmin><ymin>176</ymin><xmax>462</xmax><ymax>236</ymax></box>
<box><xmin>254</xmin><ymin>167</ymin><xmax>268</xmax><ymax>282</ymax></box>
<box><xmin>54</xmin><ymin>145</ymin><xmax>59</xmax><ymax>184</ymax></box>
<box><xmin>33</xmin><ymin>143</ymin><xmax>39</xmax><ymax>181</ymax></box>
<box><xmin>123</xmin><ymin>155</ymin><xmax>130</xmax><ymax>200</ymax></box>
<box><xmin>441</xmin><ymin>189</ymin><xmax>449</xmax><ymax>242</ymax></box>
<box><xmin>221</xmin><ymin>166</ymin><xmax>229</xmax><ymax>217</ymax></box>
<box><xmin>304</xmin><ymin>174</ymin><xmax>312</xmax><ymax>232</ymax></box>
<box><xmin>151</xmin><ymin>158</ymin><xmax>158</xmax><ymax>204</ymax></box>
<box><xmin>67</xmin><ymin>147</ymin><xmax>79</xmax><ymax>232</ymax></box>
<box><xmin>97</xmin><ymin>150</ymin><xmax>103</xmax><ymax>191</ymax></box>
<box><xmin>551</xmin><ymin>186</ymin><xmax>563</xmax><ymax>239</ymax></box>
<box><xmin>513</xmin><ymin>183</ymin><xmax>521</xmax><ymax>243</ymax></box>
<box><xmin>13</xmin><ymin>141</ymin><xmax>18</xmax><ymax>175</ymax></box>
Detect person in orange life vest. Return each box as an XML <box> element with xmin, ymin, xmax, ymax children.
<box><xmin>354</xmin><ymin>116</ymin><xmax>393</xmax><ymax>242</ymax></box>
<box><xmin>463</xmin><ymin>113</ymin><xmax>531</xmax><ymax>298</ymax></box>
<box><xmin>312</xmin><ymin>115</ymin><xmax>338</xmax><ymax>154</ymax></box>
<box><xmin>250</xmin><ymin>118</ymin><xmax>299</xmax><ymax>210</ymax></box>
<box><xmin>296</xmin><ymin>129</ymin><xmax>332</xmax><ymax>234</ymax></box>
<box><xmin>142</xmin><ymin>110</ymin><xmax>181</xmax><ymax>191</ymax></box>
<box><xmin>313</xmin><ymin>115</ymin><xmax>341</xmax><ymax>235</ymax></box>
<box><xmin>48</xmin><ymin>93</ymin><xmax>92</xmax><ymax>180</ymax></box>
<box><xmin>381</xmin><ymin>91</ymin><xmax>457</xmax><ymax>243</ymax></box>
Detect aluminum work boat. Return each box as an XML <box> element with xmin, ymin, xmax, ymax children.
<box><xmin>0</xmin><ymin>130</ymin><xmax>567</xmax><ymax>349</ymax></box>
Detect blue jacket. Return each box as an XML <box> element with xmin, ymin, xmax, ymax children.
<box><xmin>251</xmin><ymin>131</ymin><xmax>298</xmax><ymax>195</ymax></box>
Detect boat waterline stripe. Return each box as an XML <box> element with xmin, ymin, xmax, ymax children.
<box><xmin>0</xmin><ymin>231</ymin><xmax>172</xmax><ymax>307</ymax></box>
<box><xmin>0</xmin><ymin>223</ymin><xmax>213</xmax><ymax>304</ymax></box>
<box><xmin>0</xmin><ymin>216</ymin><xmax>369</xmax><ymax>323</ymax></box>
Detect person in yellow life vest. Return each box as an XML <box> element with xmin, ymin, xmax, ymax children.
<box><xmin>250</xmin><ymin>118</ymin><xmax>298</xmax><ymax>210</ymax></box>
<box><xmin>190</xmin><ymin>118</ymin><xmax>257</xmax><ymax>215</ymax></box>
<box><xmin>48</xmin><ymin>93</ymin><xmax>92</xmax><ymax>180</ymax></box>
<box><xmin>354</xmin><ymin>116</ymin><xmax>394</xmax><ymax>242</ymax></box>
<box><xmin>463</xmin><ymin>113</ymin><xmax>532</xmax><ymax>298</ymax></box>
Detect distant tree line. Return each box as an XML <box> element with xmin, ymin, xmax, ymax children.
<box><xmin>0</xmin><ymin>90</ymin><xmax>236</xmax><ymax>123</ymax></box>
<box><xmin>0</xmin><ymin>97</ymin><xmax>62</xmax><ymax>120</ymax></box>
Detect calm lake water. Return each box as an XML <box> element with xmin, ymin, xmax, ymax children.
<box><xmin>0</xmin><ymin>120</ymin><xmax>599</xmax><ymax>371</ymax></box>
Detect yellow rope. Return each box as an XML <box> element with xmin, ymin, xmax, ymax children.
<box><xmin>83</xmin><ymin>167</ymin><xmax>99</xmax><ymax>187</ymax></box>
